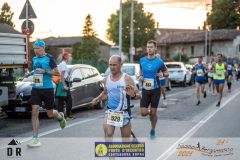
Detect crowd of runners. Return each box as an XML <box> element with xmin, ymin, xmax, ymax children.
<box><xmin>26</xmin><ymin>39</ymin><xmax>239</xmax><ymax>147</ymax></box>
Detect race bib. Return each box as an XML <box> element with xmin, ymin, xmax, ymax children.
<box><xmin>227</xmin><ymin>65</ymin><xmax>232</xmax><ymax>70</ymax></box>
<box><xmin>33</xmin><ymin>74</ymin><xmax>43</xmax><ymax>86</ymax></box>
<box><xmin>143</xmin><ymin>78</ymin><xmax>154</xmax><ymax>90</ymax></box>
<box><xmin>107</xmin><ymin>110</ymin><xmax>124</xmax><ymax>127</ymax></box>
<box><xmin>197</xmin><ymin>69</ymin><xmax>204</xmax><ymax>76</ymax></box>
<box><xmin>159</xmin><ymin>77</ymin><xmax>165</xmax><ymax>80</ymax></box>
<box><xmin>216</xmin><ymin>71</ymin><xmax>223</xmax><ymax>78</ymax></box>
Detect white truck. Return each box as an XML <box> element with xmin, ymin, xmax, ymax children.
<box><xmin>0</xmin><ymin>32</ymin><xmax>28</xmax><ymax>108</ymax></box>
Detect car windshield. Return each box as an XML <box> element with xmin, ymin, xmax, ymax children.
<box><xmin>122</xmin><ymin>66</ymin><xmax>135</xmax><ymax>76</ymax></box>
<box><xmin>22</xmin><ymin>75</ymin><xmax>33</xmax><ymax>82</ymax></box>
<box><xmin>105</xmin><ymin>65</ymin><xmax>135</xmax><ymax>76</ymax></box>
<box><xmin>166</xmin><ymin>64</ymin><xmax>181</xmax><ymax>68</ymax></box>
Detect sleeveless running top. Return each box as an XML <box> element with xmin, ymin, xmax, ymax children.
<box><xmin>106</xmin><ymin>73</ymin><xmax>128</xmax><ymax>111</ymax></box>
<box><xmin>214</xmin><ymin>63</ymin><xmax>225</xmax><ymax>80</ymax></box>
<box><xmin>195</xmin><ymin>63</ymin><xmax>206</xmax><ymax>81</ymax></box>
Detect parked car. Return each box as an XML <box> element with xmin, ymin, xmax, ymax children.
<box><xmin>103</xmin><ymin>63</ymin><xmax>171</xmax><ymax>91</ymax></box>
<box><xmin>165</xmin><ymin>62</ymin><xmax>192</xmax><ymax>87</ymax></box>
<box><xmin>2</xmin><ymin>64</ymin><xmax>104</xmax><ymax>116</ymax></box>
<box><xmin>103</xmin><ymin>63</ymin><xmax>141</xmax><ymax>89</ymax></box>
<box><xmin>185</xmin><ymin>64</ymin><xmax>195</xmax><ymax>85</ymax></box>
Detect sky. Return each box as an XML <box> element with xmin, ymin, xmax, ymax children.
<box><xmin>0</xmin><ymin>0</ymin><xmax>211</xmax><ymax>44</ymax></box>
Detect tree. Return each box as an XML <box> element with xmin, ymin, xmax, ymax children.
<box><xmin>106</xmin><ymin>0</ymin><xmax>156</xmax><ymax>53</ymax></box>
<box><xmin>72</xmin><ymin>14</ymin><xmax>99</xmax><ymax>62</ymax></box>
<box><xmin>0</xmin><ymin>3</ymin><xmax>15</xmax><ymax>27</ymax></box>
<box><xmin>171</xmin><ymin>53</ymin><xmax>189</xmax><ymax>63</ymax></box>
<box><xmin>207</xmin><ymin>0</ymin><xmax>240</xmax><ymax>29</ymax></box>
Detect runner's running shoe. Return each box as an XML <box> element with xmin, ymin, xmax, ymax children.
<box><xmin>27</xmin><ymin>137</ymin><xmax>41</xmax><ymax>147</ymax></box>
<box><xmin>150</xmin><ymin>130</ymin><xmax>155</xmax><ymax>138</ymax></box>
<box><xmin>59</xmin><ymin>112</ymin><xmax>66</xmax><ymax>129</ymax></box>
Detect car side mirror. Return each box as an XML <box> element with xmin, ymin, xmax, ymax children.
<box><xmin>72</xmin><ymin>78</ymin><xmax>81</xmax><ymax>83</ymax></box>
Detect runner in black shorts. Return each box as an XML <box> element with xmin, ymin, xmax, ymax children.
<box><xmin>139</xmin><ymin>40</ymin><xmax>167</xmax><ymax>138</ymax></box>
<box><xmin>27</xmin><ymin>40</ymin><xmax>66</xmax><ymax>147</ymax></box>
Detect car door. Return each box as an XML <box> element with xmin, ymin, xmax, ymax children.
<box><xmin>90</xmin><ymin>68</ymin><xmax>103</xmax><ymax>98</ymax></box>
<box><xmin>79</xmin><ymin>67</ymin><xmax>94</xmax><ymax>104</ymax></box>
<box><xmin>69</xmin><ymin>68</ymin><xmax>85</xmax><ymax>108</ymax></box>
<box><xmin>184</xmin><ymin>65</ymin><xmax>191</xmax><ymax>83</ymax></box>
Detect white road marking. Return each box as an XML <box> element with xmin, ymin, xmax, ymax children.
<box><xmin>0</xmin><ymin>116</ymin><xmax>103</xmax><ymax>150</ymax></box>
<box><xmin>156</xmin><ymin>90</ymin><xmax>240</xmax><ymax>160</ymax></box>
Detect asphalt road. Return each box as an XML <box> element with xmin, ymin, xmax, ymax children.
<box><xmin>0</xmin><ymin>81</ymin><xmax>240</xmax><ymax>160</ymax></box>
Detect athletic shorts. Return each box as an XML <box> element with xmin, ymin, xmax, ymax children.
<box><xmin>28</xmin><ymin>88</ymin><xmax>55</xmax><ymax>110</ymax></box>
<box><xmin>160</xmin><ymin>79</ymin><xmax>166</xmax><ymax>87</ymax></box>
<box><xmin>214</xmin><ymin>79</ymin><xmax>225</xmax><ymax>85</ymax></box>
<box><xmin>104</xmin><ymin>109</ymin><xmax>131</xmax><ymax>127</ymax></box>
<box><xmin>140</xmin><ymin>88</ymin><xmax>161</xmax><ymax>108</ymax></box>
<box><xmin>195</xmin><ymin>80</ymin><xmax>206</xmax><ymax>85</ymax></box>
<box><xmin>208</xmin><ymin>75</ymin><xmax>213</xmax><ymax>80</ymax></box>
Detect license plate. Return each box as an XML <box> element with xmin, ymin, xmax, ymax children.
<box><xmin>15</xmin><ymin>107</ymin><xmax>26</xmax><ymax>112</ymax></box>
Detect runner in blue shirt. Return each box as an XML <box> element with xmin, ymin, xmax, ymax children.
<box><xmin>27</xmin><ymin>40</ymin><xmax>66</xmax><ymax>147</ymax></box>
<box><xmin>139</xmin><ymin>40</ymin><xmax>167</xmax><ymax>138</ymax></box>
<box><xmin>193</xmin><ymin>56</ymin><xmax>208</xmax><ymax>105</ymax></box>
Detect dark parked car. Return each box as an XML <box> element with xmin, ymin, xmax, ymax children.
<box><xmin>2</xmin><ymin>64</ymin><xmax>104</xmax><ymax>116</ymax></box>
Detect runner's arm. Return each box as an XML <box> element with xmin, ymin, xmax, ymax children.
<box><xmin>192</xmin><ymin>64</ymin><xmax>196</xmax><ymax>74</ymax></box>
<box><xmin>163</xmin><ymin>64</ymin><xmax>169</xmax><ymax>77</ymax></box>
<box><xmin>46</xmin><ymin>56</ymin><xmax>60</xmax><ymax>76</ymax></box>
<box><xmin>91</xmin><ymin>78</ymin><xmax>107</xmax><ymax>105</ymax></box>
<box><xmin>46</xmin><ymin>67</ymin><xmax>60</xmax><ymax>76</ymax></box>
<box><xmin>138</xmin><ymin>64</ymin><xmax>144</xmax><ymax>82</ymax></box>
<box><xmin>204</xmin><ymin>64</ymin><xmax>208</xmax><ymax>73</ymax></box>
<box><xmin>212</xmin><ymin>63</ymin><xmax>216</xmax><ymax>73</ymax></box>
<box><xmin>157</xmin><ymin>64</ymin><xmax>167</xmax><ymax>78</ymax></box>
<box><xmin>60</xmin><ymin>70</ymin><xmax>68</xmax><ymax>89</ymax></box>
<box><xmin>224</xmin><ymin>63</ymin><xmax>228</xmax><ymax>77</ymax></box>
<box><xmin>125</xmin><ymin>75</ymin><xmax>142</xmax><ymax>99</ymax></box>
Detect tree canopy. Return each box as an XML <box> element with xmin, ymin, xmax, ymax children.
<box><xmin>72</xmin><ymin>14</ymin><xmax>99</xmax><ymax>62</ymax></box>
<box><xmin>106</xmin><ymin>0</ymin><xmax>156</xmax><ymax>53</ymax></box>
<box><xmin>0</xmin><ymin>3</ymin><xmax>15</xmax><ymax>27</ymax></box>
<box><xmin>207</xmin><ymin>0</ymin><xmax>240</xmax><ymax>29</ymax></box>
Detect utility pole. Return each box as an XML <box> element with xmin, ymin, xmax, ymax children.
<box><xmin>25</xmin><ymin>0</ymin><xmax>29</xmax><ymax>28</ymax></box>
<box><xmin>204</xmin><ymin>25</ymin><xmax>208</xmax><ymax>59</ymax></box>
<box><xmin>205</xmin><ymin>1</ymin><xmax>211</xmax><ymax>62</ymax></box>
<box><xmin>130</xmin><ymin>0</ymin><xmax>134</xmax><ymax>63</ymax></box>
<box><xmin>119</xmin><ymin>0</ymin><xmax>122</xmax><ymax>57</ymax></box>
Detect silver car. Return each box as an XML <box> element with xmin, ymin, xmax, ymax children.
<box><xmin>104</xmin><ymin>63</ymin><xmax>171</xmax><ymax>90</ymax></box>
<box><xmin>104</xmin><ymin>63</ymin><xmax>141</xmax><ymax>89</ymax></box>
<box><xmin>165</xmin><ymin>62</ymin><xmax>192</xmax><ymax>87</ymax></box>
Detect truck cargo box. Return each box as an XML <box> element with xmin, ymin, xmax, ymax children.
<box><xmin>0</xmin><ymin>32</ymin><xmax>28</xmax><ymax>68</ymax></box>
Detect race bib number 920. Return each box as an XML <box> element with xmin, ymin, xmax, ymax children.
<box><xmin>107</xmin><ymin>111</ymin><xmax>124</xmax><ymax>127</ymax></box>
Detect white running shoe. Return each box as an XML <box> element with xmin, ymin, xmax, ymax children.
<box><xmin>27</xmin><ymin>137</ymin><xmax>41</xmax><ymax>147</ymax></box>
<box><xmin>162</xmin><ymin>99</ymin><xmax>167</xmax><ymax>107</ymax></box>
